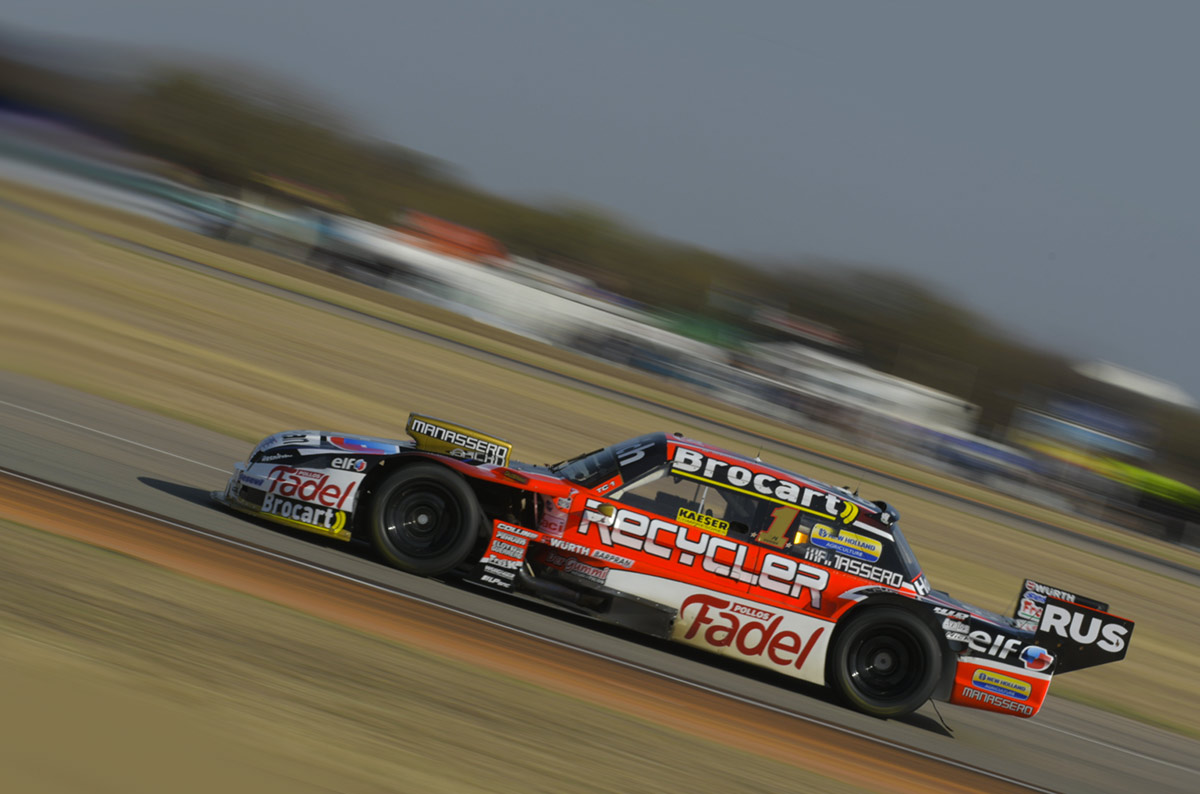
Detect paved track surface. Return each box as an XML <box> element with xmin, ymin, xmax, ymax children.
<box><xmin>2</xmin><ymin>371</ymin><xmax>1197</xmax><ymax>793</ymax></box>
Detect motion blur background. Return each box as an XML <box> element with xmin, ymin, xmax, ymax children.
<box><xmin>3</xmin><ymin>1</ymin><xmax>1200</xmax><ymax>548</ymax></box>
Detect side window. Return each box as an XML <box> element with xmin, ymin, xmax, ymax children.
<box><xmin>615</xmin><ymin>466</ymin><xmax>710</xmax><ymax>518</ymax></box>
<box><xmin>615</xmin><ymin>466</ymin><xmax>758</xmax><ymax>538</ymax></box>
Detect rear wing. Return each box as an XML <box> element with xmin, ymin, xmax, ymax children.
<box><xmin>1014</xmin><ymin>579</ymin><xmax>1134</xmax><ymax>674</ymax></box>
<box><xmin>405</xmin><ymin>414</ymin><xmax>513</xmax><ymax>466</ymax></box>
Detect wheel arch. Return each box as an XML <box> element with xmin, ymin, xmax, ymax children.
<box><xmin>826</xmin><ymin>593</ymin><xmax>957</xmax><ymax>700</ymax></box>
<box><xmin>353</xmin><ymin>454</ymin><xmax>532</xmax><ymax>540</ymax></box>
<box><xmin>352</xmin><ymin>454</ymin><xmax>466</xmax><ymax>535</ymax></box>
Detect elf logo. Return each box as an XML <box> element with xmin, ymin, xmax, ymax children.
<box><xmin>967</xmin><ymin>630</ymin><xmax>1023</xmax><ymax>660</ymax></box>
<box><xmin>1040</xmin><ymin>603</ymin><xmax>1129</xmax><ymax>653</ymax></box>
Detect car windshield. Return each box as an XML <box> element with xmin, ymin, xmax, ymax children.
<box><xmin>891</xmin><ymin>524</ymin><xmax>924</xmax><ymax>580</ymax></box>
<box><xmin>550</xmin><ymin>446</ymin><xmax>620</xmax><ymax>488</ymax></box>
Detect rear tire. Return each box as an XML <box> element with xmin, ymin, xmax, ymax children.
<box><xmin>368</xmin><ymin>463</ymin><xmax>482</xmax><ymax>576</ymax></box>
<box><xmin>829</xmin><ymin>606</ymin><xmax>941</xmax><ymax>718</ymax></box>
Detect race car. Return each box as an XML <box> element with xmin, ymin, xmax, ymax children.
<box><xmin>213</xmin><ymin>414</ymin><xmax>1134</xmax><ymax>720</ymax></box>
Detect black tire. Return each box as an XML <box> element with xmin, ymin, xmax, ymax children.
<box><xmin>368</xmin><ymin>463</ymin><xmax>483</xmax><ymax>576</ymax></box>
<box><xmin>829</xmin><ymin>606</ymin><xmax>942</xmax><ymax>719</ymax></box>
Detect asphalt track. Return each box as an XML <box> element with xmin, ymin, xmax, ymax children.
<box><xmin>1</xmin><ymin>370</ymin><xmax>1197</xmax><ymax>793</ymax></box>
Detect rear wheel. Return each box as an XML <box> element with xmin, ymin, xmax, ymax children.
<box><xmin>830</xmin><ymin>606</ymin><xmax>941</xmax><ymax>718</ymax></box>
<box><xmin>368</xmin><ymin>463</ymin><xmax>482</xmax><ymax>576</ymax></box>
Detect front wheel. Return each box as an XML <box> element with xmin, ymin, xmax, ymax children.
<box><xmin>368</xmin><ymin>463</ymin><xmax>483</xmax><ymax>576</ymax></box>
<box><xmin>829</xmin><ymin>606</ymin><xmax>942</xmax><ymax>719</ymax></box>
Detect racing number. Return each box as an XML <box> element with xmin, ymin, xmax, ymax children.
<box><xmin>756</xmin><ymin>506</ymin><xmax>799</xmax><ymax>548</ymax></box>
<box><xmin>616</xmin><ymin>440</ymin><xmax>655</xmax><ymax>467</ymax></box>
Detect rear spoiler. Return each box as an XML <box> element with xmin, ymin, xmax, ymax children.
<box><xmin>405</xmin><ymin>414</ymin><xmax>513</xmax><ymax>466</ymax></box>
<box><xmin>1014</xmin><ymin>579</ymin><xmax>1134</xmax><ymax>674</ymax></box>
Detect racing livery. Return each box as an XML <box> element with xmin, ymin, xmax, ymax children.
<box><xmin>214</xmin><ymin>414</ymin><xmax>1134</xmax><ymax>719</ymax></box>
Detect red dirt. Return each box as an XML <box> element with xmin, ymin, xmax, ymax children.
<box><xmin>0</xmin><ymin>473</ymin><xmax>1023</xmax><ymax>793</ymax></box>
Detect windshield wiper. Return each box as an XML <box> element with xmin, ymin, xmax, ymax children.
<box><xmin>549</xmin><ymin>448</ymin><xmax>603</xmax><ymax>473</ymax></box>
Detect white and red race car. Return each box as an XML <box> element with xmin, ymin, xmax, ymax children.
<box><xmin>214</xmin><ymin>415</ymin><xmax>1133</xmax><ymax>719</ymax></box>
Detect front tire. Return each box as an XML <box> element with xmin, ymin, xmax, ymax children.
<box><xmin>829</xmin><ymin>606</ymin><xmax>942</xmax><ymax>719</ymax></box>
<box><xmin>368</xmin><ymin>463</ymin><xmax>483</xmax><ymax>576</ymax></box>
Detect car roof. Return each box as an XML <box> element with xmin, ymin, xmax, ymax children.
<box><xmin>668</xmin><ymin>433</ymin><xmax>881</xmax><ymax>515</ymax></box>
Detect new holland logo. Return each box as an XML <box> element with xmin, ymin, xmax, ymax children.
<box><xmin>971</xmin><ymin>669</ymin><xmax>1032</xmax><ymax>701</ymax></box>
<box><xmin>809</xmin><ymin>523</ymin><xmax>882</xmax><ymax>562</ymax></box>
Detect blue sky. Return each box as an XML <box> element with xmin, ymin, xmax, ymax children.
<box><xmin>5</xmin><ymin>1</ymin><xmax>1199</xmax><ymax>402</ymax></box>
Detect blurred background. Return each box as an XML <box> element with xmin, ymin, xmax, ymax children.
<box><xmin>3</xmin><ymin>2</ymin><xmax>1200</xmax><ymax>549</ymax></box>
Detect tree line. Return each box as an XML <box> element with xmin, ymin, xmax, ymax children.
<box><xmin>4</xmin><ymin>47</ymin><xmax>1199</xmax><ymax>481</ymax></box>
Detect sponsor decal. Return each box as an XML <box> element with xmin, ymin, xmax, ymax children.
<box><xmin>967</xmin><ymin>629</ymin><xmax>1024</xmax><ymax>661</ymax></box>
<box><xmin>1020</xmin><ymin>646</ymin><xmax>1055</xmax><ymax>671</ymax></box>
<box><xmin>679</xmin><ymin>594</ymin><xmax>826</xmax><ymax>671</ymax></box>
<box><xmin>546</xmin><ymin>537</ymin><xmax>633</xmax><ymax>570</ymax></box>
<box><xmin>676</xmin><ymin>507</ymin><xmax>730</xmax><ymax>536</ymax></box>
<box><xmin>259</xmin><ymin>451</ymin><xmax>298</xmax><ymax>463</ymax></box>
<box><xmin>831</xmin><ymin>556</ymin><xmax>903</xmax><ymax>588</ymax></box>
<box><xmin>945</xmin><ymin>632</ymin><xmax>971</xmax><ymax>643</ymax></box>
<box><xmin>483</xmin><ymin>520</ymin><xmax>529</xmax><ymax>574</ymax></box>
<box><xmin>934</xmin><ymin>606</ymin><xmax>972</xmax><ymax>621</ymax></box>
<box><xmin>810</xmin><ymin>523</ymin><xmax>881</xmax><ymax>562</ymax></box>
<box><xmin>496</xmin><ymin>522</ymin><xmax>538</xmax><ymax>539</ymax></box>
<box><xmin>547</xmin><ymin>537</ymin><xmax>591</xmax><ymax>556</ymax></box>
<box><xmin>971</xmin><ymin>670</ymin><xmax>1032</xmax><ymax>701</ymax></box>
<box><xmin>238</xmin><ymin>472</ymin><xmax>266</xmax><ymax>488</ymax></box>
<box><xmin>960</xmin><ymin>686</ymin><xmax>1034</xmax><ymax>716</ymax></box>
<box><xmin>482</xmin><ymin>557</ymin><xmax>522</xmax><ymax>570</ymax></box>
<box><xmin>943</xmin><ymin>618</ymin><xmax>971</xmax><ymax>634</ymax></box>
<box><xmin>328</xmin><ymin>436</ymin><xmax>401</xmax><ymax>455</ymax></box>
<box><xmin>912</xmin><ymin>575</ymin><xmax>931</xmax><ymax>596</ymax></box>
<box><xmin>1039</xmin><ymin>603</ymin><xmax>1129</xmax><ymax>653</ymax></box>
<box><xmin>549</xmin><ymin>553</ymin><xmax>608</xmax><ymax>584</ymax></box>
<box><xmin>1025</xmin><ymin>580</ymin><xmax>1076</xmax><ymax>603</ymax></box>
<box><xmin>539</xmin><ymin>498</ymin><xmax>569</xmax><ymax>536</ymax></box>
<box><xmin>1018</xmin><ymin>592</ymin><xmax>1045</xmax><ymax>624</ymax></box>
<box><xmin>595</xmin><ymin>478</ymin><xmax>620</xmax><ymax>494</ymax></box>
<box><xmin>331</xmin><ymin>457</ymin><xmax>367</xmax><ymax>472</ymax></box>
<box><xmin>405</xmin><ymin>416</ymin><xmax>509</xmax><ymax>465</ymax></box>
<box><xmin>539</xmin><ymin>512</ymin><xmax>567</xmax><ymax>536</ymax></box>
<box><xmin>802</xmin><ymin>545</ymin><xmax>831</xmax><ymax>564</ymax></box>
<box><xmin>590</xmin><ymin>549</ymin><xmax>635</xmax><ymax>568</ymax></box>
<box><xmin>578</xmin><ymin>500</ymin><xmax>828</xmax><ymax>607</ymax></box>
<box><xmin>261</xmin><ymin>493</ymin><xmax>347</xmax><ymax>532</ymax></box>
<box><xmin>494</xmin><ymin>529</ymin><xmax>529</xmax><ymax>547</ymax></box>
<box><xmin>490</xmin><ymin>540</ymin><xmax>526</xmax><ymax>558</ymax></box>
<box><xmin>482</xmin><ymin>564</ymin><xmax>516</xmax><ymax>581</ymax></box>
<box><xmin>671</xmin><ymin>448</ymin><xmax>868</xmax><ymax>526</ymax></box>
<box><xmin>266</xmin><ymin>466</ymin><xmax>357</xmax><ymax>509</ymax></box>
